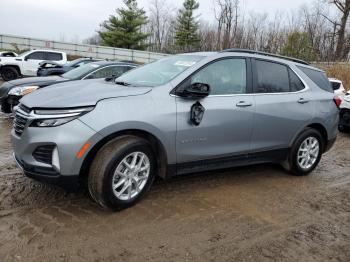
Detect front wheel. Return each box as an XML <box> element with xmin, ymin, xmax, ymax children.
<box><xmin>88</xmin><ymin>136</ymin><xmax>156</xmax><ymax>210</ymax></box>
<box><xmin>1</xmin><ymin>66</ymin><xmax>19</xmax><ymax>81</ymax></box>
<box><xmin>283</xmin><ymin>129</ymin><xmax>323</xmax><ymax>176</ymax></box>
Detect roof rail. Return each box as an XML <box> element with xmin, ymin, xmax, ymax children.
<box><xmin>221</xmin><ymin>48</ymin><xmax>310</xmax><ymax>65</ymax></box>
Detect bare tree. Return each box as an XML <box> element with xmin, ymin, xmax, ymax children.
<box><xmin>214</xmin><ymin>0</ymin><xmax>240</xmax><ymax>49</ymax></box>
<box><xmin>148</xmin><ymin>0</ymin><xmax>176</xmax><ymax>52</ymax></box>
<box><xmin>324</xmin><ymin>0</ymin><xmax>350</xmax><ymax>59</ymax></box>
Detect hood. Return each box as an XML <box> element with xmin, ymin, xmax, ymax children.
<box><xmin>20</xmin><ymin>79</ymin><xmax>152</xmax><ymax>108</ymax></box>
<box><xmin>8</xmin><ymin>75</ymin><xmax>64</xmax><ymax>87</ymax></box>
<box><xmin>0</xmin><ymin>56</ymin><xmax>18</xmax><ymax>63</ymax></box>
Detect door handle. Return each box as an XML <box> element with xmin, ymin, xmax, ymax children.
<box><xmin>236</xmin><ymin>101</ymin><xmax>252</xmax><ymax>107</ymax></box>
<box><xmin>298</xmin><ymin>98</ymin><xmax>309</xmax><ymax>104</ymax></box>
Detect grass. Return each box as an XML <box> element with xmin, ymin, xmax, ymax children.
<box><xmin>315</xmin><ymin>63</ymin><xmax>350</xmax><ymax>90</ymax></box>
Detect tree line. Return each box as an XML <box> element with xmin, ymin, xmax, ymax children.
<box><xmin>84</xmin><ymin>0</ymin><xmax>350</xmax><ymax>62</ymax></box>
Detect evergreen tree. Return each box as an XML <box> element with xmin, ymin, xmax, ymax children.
<box><xmin>175</xmin><ymin>0</ymin><xmax>200</xmax><ymax>52</ymax></box>
<box><xmin>281</xmin><ymin>32</ymin><xmax>316</xmax><ymax>62</ymax></box>
<box><xmin>99</xmin><ymin>0</ymin><xmax>149</xmax><ymax>50</ymax></box>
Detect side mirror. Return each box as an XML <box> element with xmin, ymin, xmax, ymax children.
<box><xmin>180</xmin><ymin>83</ymin><xmax>210</xmax><ymax>98</ymax></box>
<box><xmin>24</xmin><ymin>56</ymin><xmax>29</xmax><ymax>61</ymax></box>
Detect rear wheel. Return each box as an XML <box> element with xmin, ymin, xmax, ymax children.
<box><xmin>1</xmin><ymin>66</ymin><xmax>19</xmax><ymax>81</ymax></box>
<box><xmin>283</xmin><ymin>129</ymin><xmax>323</xmax><ymax>176</ymax></box>
<box><xmin>338</xmin><ymin>124</ymin><xmax>348</xmax><ymax>133</ymax></box>
<box><xmin>88</xmin><ymin>136</ymin><xmax>156</xmax><ymax>210</ymax></box>
<box><xmin>338</xmin><ymin>125</ymin><xmax>346</xmax><ymax>133</ymax></box>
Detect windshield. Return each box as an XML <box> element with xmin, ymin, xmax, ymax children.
<box><xmin>18</xmin><ymin>50</ymin><xmax>32</xmax><ymax>57</ymax></box>
<box><xmin>65</xmin><ymin>59</ymin><xmax>81</xmax><ymax>67</ymax></box>
<box><xmin>116</xmin><ymin>55</ymin><xmax>205</xmax><ymax>87</ymax></box>
<box><xmin>62</xmin><ymin>63</ymin><xmax>100</xmax><ymax>79</ymax></box>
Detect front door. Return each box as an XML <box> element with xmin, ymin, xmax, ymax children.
<box><xmin>175</xmin><ymin>58</ymin><xmax>255</xmax><ymax>166</ymax></box>
<box><xmin>22</xmin><ymin>51</ymin><xmax>46</xmax><ymax>76</ymax></box>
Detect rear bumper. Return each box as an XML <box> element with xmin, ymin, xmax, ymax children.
<box><xmin>14</xmin><ymin>153</ymin><xmax>80</xmax><ymax>191</ymax></box>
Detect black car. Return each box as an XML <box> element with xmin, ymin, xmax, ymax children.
<box><xmin>0</xmin><ymin>61</ymin><xmax>137</xmax><ymax>113</ymax></box>
<box><xmin>37</xmin><ymin>58</ymin><xmax>102</xmax><ymax>76</ymax></box>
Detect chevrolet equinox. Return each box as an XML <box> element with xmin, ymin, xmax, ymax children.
<box><xmin>11</xmin><ymin>50</ymin><xmax>339</xmax><ymax>210</ymax></box>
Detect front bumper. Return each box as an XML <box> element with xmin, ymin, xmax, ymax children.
<box><xmin>7</xmin><ymin>94</ymin><xmax>21</xmax><ymax>107</ymax></box>
<box><xmin>11</xmin><ymin>117</ymin><xmax>102</xmax><ymax>189</ymax></box>
<box><xmin>14</xmin><ymin>153</ymin><xmax>80</xmax><ymax>190</ymax></box>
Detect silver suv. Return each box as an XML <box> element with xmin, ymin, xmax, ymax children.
<box><xmin>11</xmin><ymin>50</ymin><xmax>339</xmax><ymax>210</ymax></box>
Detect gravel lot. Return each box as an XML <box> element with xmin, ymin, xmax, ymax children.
<box><xmin>0</xmin><ymin>104</ymin><xmax>349</xmax><ymax>261</ymax></box>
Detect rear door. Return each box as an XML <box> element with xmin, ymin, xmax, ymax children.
<box><xmin>46</xmin><ymin>52</ymin><xmax>64</xmax><ymax>63</ymax></box>
<box><xmin>250</xmin><ymin>59</ymin><xmax>313</xmax><ymax>154</ymax></box>
<box><xmin>175</xmin><ymin>57</ymin><xmax>255</xmax><ymax>167</ymax></box>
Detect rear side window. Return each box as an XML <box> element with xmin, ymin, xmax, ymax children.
<box><xmin>297</xmin><ymin>66</ymin><xmax>332</xmax><ymax>92</ymax></box>
<box><xmin>46</xmin><ymin>52</ymin><xmax>63</xmax><ymax>61</ymax></box>
<box><xmin>289</xmin><ymin>69</ymin><xmax>305</xmax><ymax>92</ymax></box>
<box><xmin>330</xmin><ymin>81</ymin><xmax>341</xmax><ymax>91</ymax></box>
<box><xmin>255</xmin><ymin>60</ymin><xmax>289</xmax><ymax>93</ymax></box>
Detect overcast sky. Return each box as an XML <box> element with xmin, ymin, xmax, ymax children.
<box><xmin>0</xmin><ymin>0</ymin><xmax>308</xmax><ymax>42</ymax></box>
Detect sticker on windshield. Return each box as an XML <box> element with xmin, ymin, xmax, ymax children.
<box><xmin>174</xmin><ymin>61</ymin><xmax>196</xmax><ymax>67</ymax></box>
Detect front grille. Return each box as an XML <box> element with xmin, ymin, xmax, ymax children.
<box><xmin>33</xmin><ymin>145</ymin><xmax>55</xmax><ymax>165</ymax></box>
<box><xmin>14</xmin><ymin>111</ymin><xmax>29</xmax><ymax>136</ymax></box>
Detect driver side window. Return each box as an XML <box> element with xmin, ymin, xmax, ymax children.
<box><xmin>191</xmin><ymin>58</ymin><xmax>247</xmax><ymax>95</ymax></box>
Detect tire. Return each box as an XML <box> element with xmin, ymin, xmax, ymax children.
<box><xmin>1</xmin><ymin>101</ymin><xmax>12</xmax><ymax>113</ymax></box>
<box><xmin>338</xmin><ymin>125</ymin><xmax>347</xmax><ymax>133</ymax></box>
<box><xmin>88</xmin><ymin>135</ymin><xmax>156</xmax><ymax>210</ymax></box>
<box><xmin>283</xmin><ymin>128</ymin><xmax>324</xmax><ymax>176</ymax></box>
<box><xmin>1</xmin><ymin>66</ymin><xmax>19</xmax><ymax>81</ymax></box>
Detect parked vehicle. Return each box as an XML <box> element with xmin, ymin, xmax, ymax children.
<box><xmin>339</xmin><ymin>92</ymin><xmax>350</xmax><ymax>132</ymax></box>
<box><xmin>329</xmin><ymin>78</ymin><xmax>347</xmax><ymax>97</ymax></box>
<box><xmin>0</xmin><ymin>61</ymin><xmax>137</xmax><ymax>113</ymax></box>
<box><xmin>0</xmin><ymin>49</ymin><xmax>67</xmax><ymax>81</ymax></box>
<box><xmin>12</xmin><ymin>50</ymin><xmax>339</xmax><ymax>210</ymax></box>
<box><xmin>37</xmin><ymin>58</ymin><xmax>103</xmax><ymax>76</ymax></box>
<box><xmin>0</xmin><ymin>51</ymin><xmax>18</xmax><ymax>57</ymax></box>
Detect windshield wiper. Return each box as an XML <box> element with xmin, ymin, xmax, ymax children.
<box><xmin>115</xmin><ymin>81</ymin><xmax>131</xmax><ymax>86</ymax></box>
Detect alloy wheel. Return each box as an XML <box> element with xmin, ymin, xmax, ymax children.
<box><xmin>112</xmin><ymin>151</ymin><xmax>150</xmax><ymax>201</ymax></box>
<box><xmin>297</xmin><ymin>137</ymin><xmax>320</xmax><ymax>170</ymax></box>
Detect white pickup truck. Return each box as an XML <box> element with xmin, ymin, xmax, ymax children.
<box><xmin>0</xmin><ymin>49</ymin><xmax>67</xmax><ymax>81</ymax></box>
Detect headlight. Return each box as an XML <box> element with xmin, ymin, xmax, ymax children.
<box><xmin>8</xmin><ymin>86</ymin><xmax>39</xmax><ymax>96</ymax></box>
<box><xmin>30</xmin><ymin>106</ymin><xmax>94</xmax><ymax>127</ymax></box>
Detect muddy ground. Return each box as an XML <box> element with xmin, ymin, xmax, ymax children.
<box><xmin>0</xmin><ymin>111</ymin><xmax>349</xmax><ymax>262</ymax></box>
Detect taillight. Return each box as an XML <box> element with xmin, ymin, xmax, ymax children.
<box><xmin>334</xmin><ymin>97</ymin><xmax>342</xmax><ymax>108</ymax></box>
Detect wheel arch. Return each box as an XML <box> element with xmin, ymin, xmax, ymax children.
<box><xmin>290</xmin><ymin>123</ymin><xmax>329</xmax><ymax>153</ymax></box>
<box><xmin>79</xmin><ymin>129</ymin><xmax>169</xmax><ymax>181</ymax></box>
<box><xmin>1</xmin><ymin>64</ymin><xmax>21</xmax><ymax>75</ymax></box>
<box><xmin>306</xmin><ymin>123</ymin><xmax>328</xmax><ymax>152</ymax></box>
